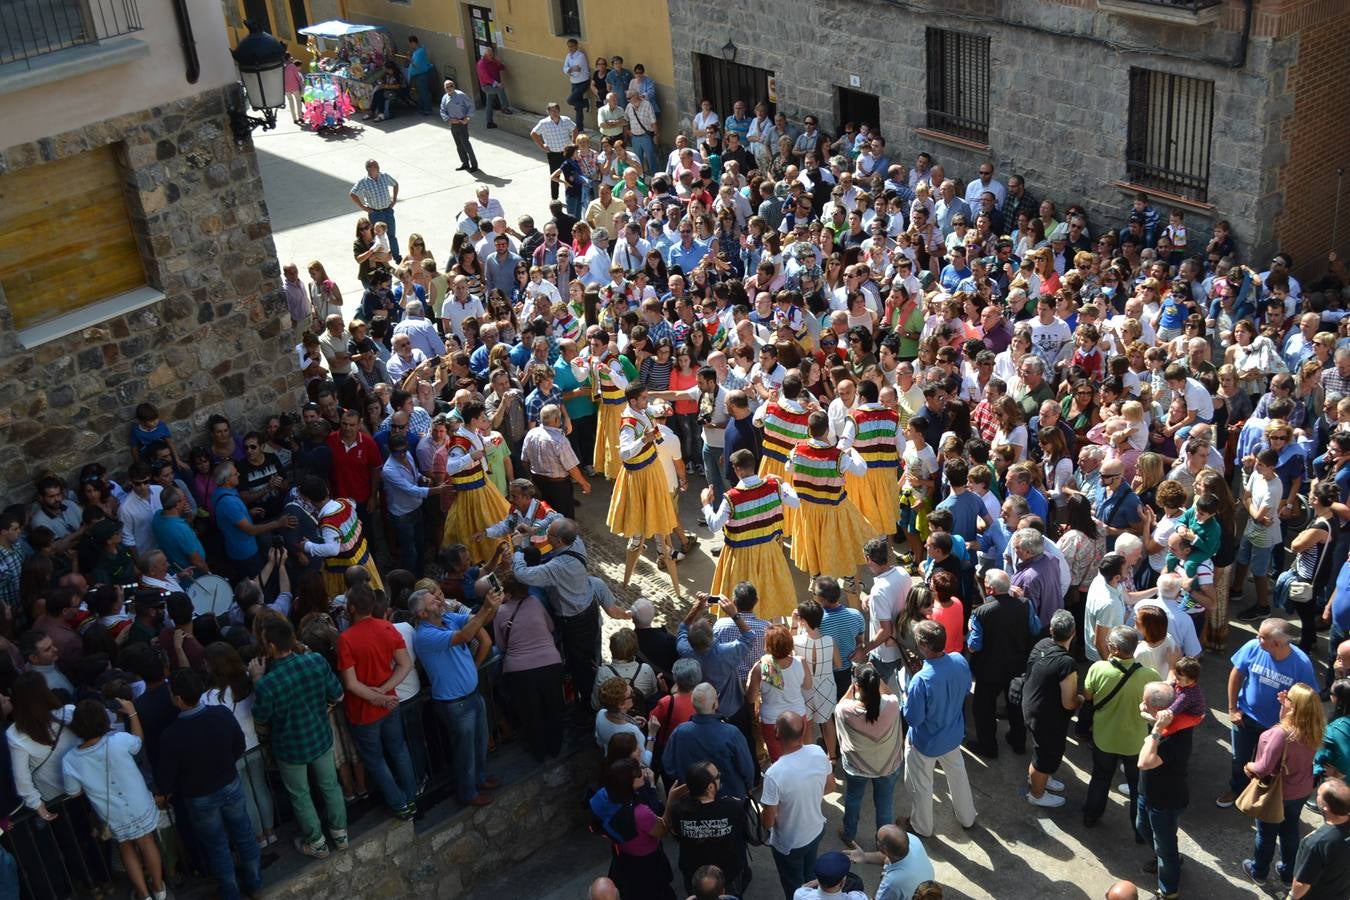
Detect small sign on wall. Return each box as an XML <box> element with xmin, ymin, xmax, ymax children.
<box><xmin>849</xmin><ymin>74</ymin><xmax>861</xmax><ymax>88</ymax></box>
<box><xmin>767</xmin><ymin>76</ymin><xmax>777</xmax><ymax>102</ymax></box>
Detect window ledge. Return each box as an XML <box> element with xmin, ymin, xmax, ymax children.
<box><xmin>16</xmin><ymin>286</ymin><xmax>163</xmax><ymax>349</ymax></box>
<box><xmin>914</xmin><ymin>127</ymin><xmax>990</xmax><ymax>155</ymax></box>
<box><xmin>1097</xmin><ymin>0</ymin><xmax>1223</xmax><ymax>27</ymax></box>
<box><xmin>1110</xmin><ymin>180</ymin><xmax>1216</xmax><ymax>216</ymax></box>
<box><xmin>0</xmin><ymin>35</ymin><xmax>150</xmax><ymax>97</ymax></box>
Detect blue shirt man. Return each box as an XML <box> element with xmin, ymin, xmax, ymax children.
<box><xmin>380</xmin><ymin>449</ymin><xmax>428</xmax><ymax>517</ymax></box>
<box><xmin>1232</xmin><ymin>628</ymin><xmax>1317</xmax><ymax>729</ymax></box>
<box><xmin>939</xmin><ymin>259</ymin><xmax>971</xmax><ymax>293</ymax></box>
<box><xmin>151</xmin><ymin>509</ymin><xmax>205</xmax><ymax>573</ymax></box>
<box><xmin>666</xmin><ymin>236</ymin><xmax>711</xmax><ymax>273</ymax></box>
<box><xmin>936</xmin><ymin>488</ymin><xmax>989</xmax><ymax>548</ymax></box>
<box><xmin>662</xmin><ymin>710</ymin><xmax>755</xmax><ymax>800</ymax></box>
<box><xmin>677</xmin><ymin>619</ymin><xmax>751</xmax><ymax>717</ymax></box>
<box><xmin>722</xmin><ymin>404</ymin><xmax>762</xmax><ymax>484</ymax></box>
<box><xmin>212</xmin><ymin>484</ymin><xmax>261</xmax><ymax>564</ymax></box>
<box><xmin>553</xmin><ymin>355</ymin><xmax>596</xmax><ymax>423</ymax></box>
<box><xmin>903</xmin><ymin>646</ymin><xmax>972</xmax><ymax>757</ymax></box>
<box><xmin>414</xmin><ymin>610</ymin><xmax>481</xmax><ymax>700</ymax></box>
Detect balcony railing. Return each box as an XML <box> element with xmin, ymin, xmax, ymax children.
<box><xmin>1097</xmin><ymin>0</ymin><xmax>1224</xmax><ymax>25</ymax></box>
<box><xmin>0</xmin><ymin>0</ymin><xmax>142</xmax><ymax>68</ymax></box>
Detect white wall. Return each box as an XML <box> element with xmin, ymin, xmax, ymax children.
<box><xmin>3</xmin><ymin>0</ymin><xmax>237</xmax><ymax>147</ymax></box>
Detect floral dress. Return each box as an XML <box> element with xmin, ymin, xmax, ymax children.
<box><xmin>1057</xmin><ymin>521</ymin><xmax>1107</xmax><ymax>591</ymax></box>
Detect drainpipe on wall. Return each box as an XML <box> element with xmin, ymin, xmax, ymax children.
<box><xmin>172</xmin><ymin>0</ymin><xmax>201</xmax><ymax>83</ymax></box>
<box><xmin>1229</xmin><ymin>0</ymin><xmax>1254</xmax><ymax>70</ymax></box>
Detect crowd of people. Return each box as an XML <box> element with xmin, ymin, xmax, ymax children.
<box><xmin>7</xmin><ymin>34</ymin><xmax>1350</xmax><ymax>900</ymax></box>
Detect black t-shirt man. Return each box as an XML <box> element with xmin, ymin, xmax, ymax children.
<box><xmin>240</xmin><ymin>451</ymin><xmax>285</xmax><ymax>518</ymax></box>
<box><xmin>668</xmin><ymin>794</ymin><xmax>747</xmax><ymax>893</ymax></box>
<box><xmin>1138</xmin><ymin>726</ymin><xmax>1194</xmax><ymax>810</ymax></box>
<box><xmin>1293</xmin><ymin>820</ymin><xmax>1350</xmax><ymax>899</ymax></box>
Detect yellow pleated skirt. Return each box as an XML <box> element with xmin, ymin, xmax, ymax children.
<box><xmin>758</xmin><ymin>457</ymin><xmax>799</xmax><ymax>537</ymax></box>
<box><xmin>442</xmin><ymin>482</ymin><xmax>511</xmax><ymax>564</ymax></box>
<box><xmin>594</xmin><ymin>402</ymin><xmax>624</xmax><ymax>480</ymax></box>
<box><xmin>606</xmin><ymin>461</ymin><xmax>679</xmax><ymax>538</ymax></box>
<box><xmin>709</xmin><ymin>539</ymin><xmax>797</xmax><ymax>619</ymax></box>
<box><xmin>790</xmin><ymin>499</ymin><xmax>873</xmax><ymax>578</ymax></box>
<box><xmin>845</xmin><ymin>468</ymin><xmax>900</xmax><ymax>538</ymax></box>
<box><xmin>321</xmin><ymin>551</ymin><xmax>383</xmax><ymax>599</ymax></box>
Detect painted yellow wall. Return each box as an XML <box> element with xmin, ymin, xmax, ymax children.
<box><xmin>495</xmin><ymin>0</ymin><xmax>672</xmax><ymax>88</ymax></box>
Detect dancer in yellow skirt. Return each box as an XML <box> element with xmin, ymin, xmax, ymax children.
<box><xmin>840</xmin><ymin>378</ymin><xmax>901</xmax><ymax>539</ymax></box>
<box><xmin>297</xmin><ymin>476</ymin><xmax>384</xmax><ymax>598</ymax></box>
<box><xmin>440</xmin><ymin>401</ymin><xmax>511</xmax><ymax>564</ymax></box>
<box><xmin>571</xmin><ymin>328</ymin><xmax>629</xmax><ymax>480</ymax></box>
<box><xmin>606</xmin><ymin>383</ymin><xmax>681</xmax><ymax>595</ymax></box>
<box><xmin>786</xmin><ymin>411</ymin><xmax>873</xmax><ymax>579</ymax></box>
<box><xmin>753</xmin><ymin>371</ymin><xmax>811</xmax><ymax>538</ymax></box>
<box><xmin>700</xmin><ymin>448</ymin><xmax>800</xmax><ymax>620</ymax></box>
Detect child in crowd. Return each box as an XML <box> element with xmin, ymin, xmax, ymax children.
<box><xmin>370</xmin><ymin>221</ymin><xmax>393</xmax><ymax>265</ymax></box>
<box><xmin>1151</xmin><ymin>655</ymin><xmax>1207</xmax><ymax>737</ymax></box>
<box><xmin>1164</xmin><ymin>209</ymin><xmax>1187</xmax><ymax>266</ymax></box>
<box><xmin>129</xmin><ymin>403</ymin><xmax>181</xmax><ymax>467</ymax></box>
<box><xmin>1165</xmin><ymin>493</ymin><xmax>1221</xmax><ymax>579</ymax></box>
<box><xmin>1070</xmin><ymin>323</ymin><xmax>1102</xmax><ymax>381</ymax></box>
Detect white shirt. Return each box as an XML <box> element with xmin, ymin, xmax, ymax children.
<box><xmin>562</xmin><ymin>49</ymin><xmax>589</xmax><ymax>84</ymax></box>
<box><xmin>1030</xmin><ymin>317</ymin><xmax>1073</xmax><ymax>368</ymax></box>
<box><xmin>964</xmin><ymin>177</ymin><xmax>1007</xmax><ymax>208</ymax></box>
<box><xmin>118</xmin><ymin>485</ymin><xmax>163</xmax><ymax>550</ymax></box>
<box><xmin>1083</xmin><ymin>575</ymin><xmax>1126</xmax><ymax>662</ymax></box>
<box><xmin>1179</xmin><ymin>376</ymin><xmax>1215</xmax><ymax>421</ymax></box>
<box><xmin>827</xmin><ymin>396</ymin><xmax>853</xmax><ymax>444</ymax></box>
<box><xmin>866</xmin><ymin>565</ymin><xmax>912</xmax><ymax>663</ymax></box>
<box><xmin>440</xmin><ymin>294</ymin><xmax>485</xmax><ymax>341</ymax></box>
<box><xmin>392</xmin><ymin>621</ymin><xmax>423</xmax><ymax>701</ymax></box>
<box><xmin>654</xmin><ymin>422</ymin><xmax>682</xmax><ymax>491</ymax></box>
<box><xmin>761</xmin><ymin>744</ymin><xmax>831</xmax><ymax>853</ymax></box>
<box><xmin>693</xmin><ymin>109</ymin><xmax>720</xmax><ymax>133</ymax></box>
<box><xmin>1130</xmin><ymin>595</ymin><xmax>1202</xmax><ymax>658</ymax></box>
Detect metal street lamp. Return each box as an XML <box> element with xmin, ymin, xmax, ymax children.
<box><xmin>721</xmin><ymin>40</ymin><xmax>737</xmax><ymax>62</ymax></box>
<box><xmin>229</xmin><ymin>20</ymin><xmax>286</xmax><ymax>143</ymax></box>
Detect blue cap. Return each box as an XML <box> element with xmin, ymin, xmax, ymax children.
<box><xmin>814</xmin><ymin>851</ymin><xmax>850</xmax><ymax>887</ymax></box>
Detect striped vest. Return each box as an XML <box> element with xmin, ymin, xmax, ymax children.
<box><xmin>790</xmin><ymin>442</ymin><xmax>847</xmax><ymax>505</ymax></box>
<box><xmin>318</xmin><ymin>499</ymin><xmax>369</xmax><ymax>571</ymax></box>
<box><xmin>521</xmin><ymin>498</ymin><xmax>557</xmax><ymax>556</ymax></box>
<box><xmin>595</xmin><ymin>354</ymin><xmax>626</xmax><ymax>405</ymax></box>
<box><xmin>849</xmin><ymin>407</ymin><xmax>899</xmax><ymax>469</ymax></box>
<box><xmin>723</xmin><ymin>478</ymin><xmax>785</xmax><ymax>547</ymax></box>
<box><xmin>448</xmin><ymin>434</ymin><xmax>487</xmax><ymax>489</ymax></box>
<box><xmin>621</xmin><ymin>414</ymin><xmax>659</xmax><ymax>471</ymax></box>
<box><xmin>761</xmin><ymin>401</ymin><xmax>811</xmax><ymax>464</ymax></box>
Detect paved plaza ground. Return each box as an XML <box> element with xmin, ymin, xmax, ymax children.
<box><xmin>254</xmin><ymin>110</ymin><xmax>1303</xmax><ymax>899</ymax></box>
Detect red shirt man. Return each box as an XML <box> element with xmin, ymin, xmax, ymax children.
<box><xmin>327</xmin><ymin>410</ymin><xmax>382</xmax><ymax>506</ymax></box>
<box><xmin>475</xmin><ymin>53</ymin><xmax>505</xmax><ymax>88</ymax></box>
<box><xmin>335</xmin><ymin>587</ymin><xmax>412</xmax><ymax>726</ymax></box>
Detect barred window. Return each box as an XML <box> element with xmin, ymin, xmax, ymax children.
<box><xmin>1126</xmin><ymin>68</ymin><xmax>1214</xmax><ymax>202</ymax></box>
<box><xmin>556</xmin><ymin>0</ymin><xmax>581</xmax><ymax>37</ymax></box>
<box><xmin>925</xmin><ymin>28</ymin><xmax>990</xmax><ymax>143</ymax></box>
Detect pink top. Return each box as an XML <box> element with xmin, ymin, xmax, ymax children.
<box><xmin>283</xmin><ymin>61</ymin><xmax>303</xmax><ymax>93</ymax></box>
<box><xmin>476</xmin><ymin>57</ymin><xmax>505</xmax><ymax>86</ymax></box>
<box><xmin>929</xmin><ymin>600</ymin><xmax>965</xmax><ymax>654</ymax></box>
<box><xmin>619</xmin><ymin>804</ymin><xmax>663</xmax><ymax>856</ymax></box>
<box><xmin>494</xmin><ymin>596</ymin><xmax>562</xmax><ymax>673</ymax></box>
<box><xmin>1252</xmin><ymin>724</ymin><xmax>1316</xmax><ymax>801</ymax></box>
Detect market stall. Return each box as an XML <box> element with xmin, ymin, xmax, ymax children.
<box><xmin>297</xmin><ymin>20</ymin><xmax>396</xmax><ymax>124</ymax></box>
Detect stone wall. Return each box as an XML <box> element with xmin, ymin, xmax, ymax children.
<box><xmin>264</xmin><ymin>746</ymin><xmax>595</xmax><ymax>899</ymax></box>
<box><xmin>668</xmin><ymin>0</ymin><xmax>1297</xmax><ymax>263</ymax></box>
<box><xmin>0</xmin><ymin>86</ymin><xmax>302</xmax><ymax>505</ymax></box>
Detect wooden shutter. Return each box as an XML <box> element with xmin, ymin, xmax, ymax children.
<box><xmin>0</xmin><ymin>144</ymin><xmax>146</xmax><ymax>330</ymax></box>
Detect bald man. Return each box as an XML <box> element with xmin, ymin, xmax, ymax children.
<box><xmin>588</xmin><ymin>876</ymin><xmax>619</xmax><ymax>900</ymax></box>
<box><xmin>1105</xmin><ymin>880</ymin><xmax>1138</xmax><ymax>900</ymax></box>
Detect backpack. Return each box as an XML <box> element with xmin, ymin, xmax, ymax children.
<box><xmin>586</xmin><ymin>787</ymin><xmax>638</xmax><ymax>845</ymax></box>
<box><xmin>600</xmin><ymin>662</ymin><xmax>655</xmax><ymax>718</ymax></box>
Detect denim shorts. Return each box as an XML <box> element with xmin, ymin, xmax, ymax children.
<box><xmin>1236</xmin><ymin>536</ymin><xmax>1274</xmax><ymax>576</ymax></box>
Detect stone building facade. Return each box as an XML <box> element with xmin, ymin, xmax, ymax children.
<box><xmin>668</xmin><ymin>0</ymin><xmax>1350</xmax><ymax>280</ymax></box>
<box><xmin>0</xmin><ymin>0</ymin><xmax>298</xmax><ymax>507</ymax></box>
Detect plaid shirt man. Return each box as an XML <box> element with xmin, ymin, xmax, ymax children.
<box><xmin>971</xmin><ymin>397</ymin><xmax>999</xmax><ymax>442</ymax></box>
<box><xmin>1322</xmin><ymin>364</ymin><xmax>1350</xmax><ymax>399</ymax></box>
<box><xmin>0</xmin><ymin>542</ymin><xmax>21</xmax><ymax>611</ymax></box>
<box><xmin>525</xmin><ymin>383</ymin><xmax>565</xmax><ymax>427</ymax></box>
<box><xmin>350</xmin><ymin>171</ymin><xmax>398</xmax><ymax>211</ymax></box>
<box><xmin>645</xmin><ymin>316</ymin><xmax>674</xmax><ymax>346</ymax></box>
<box><xmin>713</xmin><ymin>613</ymin><xmax>771</xmax><ymax>684</ymax></box>
<box><xmin>252</xmin><ymin>650</ymin><xmax>344</xmax><ymax>764</ymax></box>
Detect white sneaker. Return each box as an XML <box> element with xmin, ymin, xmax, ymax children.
<box><xmin>1045</xmin><ymin>776</ymin><xmax>1066</xmax><ymax>792</ymax></box>
<box><xmin>1026</xmin><ymin>791</ymin><xmax>1066</xmax><ymax>808</ymax></box>
<box><xmin>1117</xmin><ymin>782</ymin><xmax>1131</xmax><ymax>796</ymax></box>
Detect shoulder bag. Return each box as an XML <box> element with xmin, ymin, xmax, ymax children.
<box><xmin>1235</xmin><ymin>735</ymin><xmax>1288</xmax><ymax>824</ymax></box>
<box><xmin>1092</xmin><ymin>661</ymin><xmax>1142</xmax><ymax>715</ymax></box>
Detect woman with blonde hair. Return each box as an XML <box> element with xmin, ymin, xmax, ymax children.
<box><xmin>1241</xmin><ymin>682</ymin><xmax>1326</xmax><ymax>884</ymax></box>
<box><xmin>1132</xmin><ymin>451</ymin><xmax>1166</xmax><ymax>516</ymax></box>
<box><xmin>307</xmin><ymin>260</ymin><xmax>343</xmax><ymax>326</ymax></box>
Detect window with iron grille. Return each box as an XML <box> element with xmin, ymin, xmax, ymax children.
<box><xmin>556</xmin><ymin>0</ymin><xmax>582</xmax><ymax>37</ymax></box>
<box><xmin>925</xmin><ymin>28</ymin><xmax>990</xmax><ymax>143</ymax></box>
<box><xmin>1126</xmin><ymin>68</ymin><xmax>1214</xmax><ymax>202</ymax></box>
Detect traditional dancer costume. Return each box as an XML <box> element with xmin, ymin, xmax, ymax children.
<box><xmin>572</xmin><ymin>349</ymin><xmax>629</xmax><ymax>479</ymax></box>
<box><xmin>754</xmin><ymin>395</ymin><xmax>811</xmax><ymax>537</ymax></box>
<box><xmin>840</xmin><ymin>403</ymin><xmax>901</xmax><ymax>538</ymax></box>
<box><xmin>440</xmin><ymin>429</ymin><xmax>511</xmax><ymax>563</ymax></box>
<box><xmin>484</xmin><ymin>496</ymin><xmax>562</xmax><ymax>557</ymax></box>
<box><xmin>786</xmin><ymin>437</ymin><xmax>874</xmax><ymax>578</ymax></box>
<box><xmin>304</xmin><ymin>497</ymin><xmax>384</xmax><ymax>597</ymax></box>
<box><xmin>702</xmin><ymin>474</ymin><xmax>800</xmax><ymax>619</ymax></box>
<box><xmin>606</xmin><ymin>403</ymin><xmax>681</xmax><ymax>593</ymax></box>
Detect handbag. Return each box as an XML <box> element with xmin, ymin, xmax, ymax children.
<box><xmin>742</xmin><ymin>795</ymin><xmax>768</xmax><ymax>847</ymax></box>
<box><xmin>1235</xmin><ymin>740</ymin><xmax>1287</xmax><ymax>824</ymax></box>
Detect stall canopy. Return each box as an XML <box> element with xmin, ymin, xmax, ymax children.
<box><xmin>299</xmin><ymin>20</ymin><xmax>383</xmax><ymax>39</ymax></box>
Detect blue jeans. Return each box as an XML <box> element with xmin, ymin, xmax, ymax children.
<box><xmin>1229</xmin><ymin>714</ymin><xmax>1268</xmax><ymax>794</ymax></box>
<box><xmin>771</xmin><ymin>828</ymin><xmax>823</xmax><ymax>900</ymax></box>
<box><xmin>630</xmin><ymin>133</ymin><xmax>658</xmax><ymax>174</ymax></box>
<box><xmin>347</xmin><ymin>707</ymin><xmax>417</xmax><ymax>812</ymax></box>
<box><xmin>367</xmin><ymin>206</ymin><xmax>400</xmax><ymax>260</ymax></box>
<box><xmin>391</xmin><ymin>509</ymin><xmax>425</xmax><ymax>576</ymax></box>
<box><xmin>482</xmin><ymin>84</ymin><xmax>509</xmax><ymax>124</ymax></box>
<box><xmin>186</xmin><ymin>777</ymin><xmax>262</xmax><ymax>900</ymax></box>
<box><xmin>841</xmin><ymin>770</ymin><xmax>899</xmax><ymax>844</ymax></box>
<box><xmin>701</xmin><ymin>441</ymin><xmax>727</xmax><ymax>507</ymax></box>
<box><xmin>1135</xmin><ymin>799</ymin><xmax>1182</xmax><ymax>896</ymax></box>
<box><xmin>434</xmin><ymin>692</ymin><xmax>489</xmax><ymax>803</ymax></box>
<box><xmin>411</xmin><ymin>71</ymin><xmax>433</xmax><ymax>114</ymax></box>
<box><xmin>565</xmin><ymin>191</ymin><xmax>584</xmax><ymax>220</ymax></box>
<box><xmin>1252</xmin><ymin>796</ymin><xmax>1305</xmax><ymax>880</ymax></box>
<box><xmin>566</xmin><ymin>80</ymin><xmax>589</xmax><ymax>120</ymax></box>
